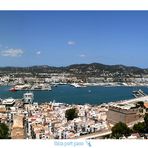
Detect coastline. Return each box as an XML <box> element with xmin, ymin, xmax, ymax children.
<box><xmin>0</xmin><ymin>84</ymin><xmax>148</xmax><ymax>105</ymax></box>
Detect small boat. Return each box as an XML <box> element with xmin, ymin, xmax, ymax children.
<box><xmin>9</xmin><ymin>87</ymin><xmax>17</xmax><ymax>92</ymax></box>
<box><xmin>71</xmin><ymin>83</ymin><xmax>86</xmax><ymax>88</ymax></box>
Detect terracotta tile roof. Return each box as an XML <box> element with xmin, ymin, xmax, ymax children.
<box><xmin>144</xmin><ymin>103</ymin><xmax>148</xmax><ymax>108</ymax></box>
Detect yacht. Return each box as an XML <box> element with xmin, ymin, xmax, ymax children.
<box><xmin>71</xmin><ymin>83</ymin><xmax>86</xmax><ymax>88</ymax></box>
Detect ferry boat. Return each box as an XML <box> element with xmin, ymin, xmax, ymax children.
<box><xmin>9</xmin><ymin>84</ymin><xmax>31</xmax><ymax>91</ymax></box>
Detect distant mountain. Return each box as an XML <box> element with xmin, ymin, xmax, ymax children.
<box><xmin>0</xmin><ymin>63</ymin><xmax>147</xmax><ymax>76</ymax></box>
<box><xmin>66</xmin><ymin>63</ymin><xmax>147</xmax><ymax>74</ymax></box>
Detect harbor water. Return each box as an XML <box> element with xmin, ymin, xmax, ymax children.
<box><xmin>0</xmin><ymin>85</ymin><xmax>148</xmax><ymax>105</ymax></box>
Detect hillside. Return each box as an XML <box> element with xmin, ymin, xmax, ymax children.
<box><xmin>0</xmin><ymin>63</ymin><xmax>147</xmax><ymax>77</ymax></box>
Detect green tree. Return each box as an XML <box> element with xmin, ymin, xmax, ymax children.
<box><xmin>133</xmin><ymin>122</ymin><xmax>145</xmax><ymax>133</ymax></box>
<box><xmin>144</xmin><ymin>113</ymin><xmax>148</xmax><ymax>126</ymax></box>
<box><xmin>65</xmin><ymin>108</ymin><xmax>78</xmax><ymax>121</ymax></box>
<box><xmin>136</xmin><ymin>101</ymin><xmax>144</xmax><ymax>108</ymax></box>
<box><xmin>111</xmin><ymin>122</ymin><xmax>131</xmax><ymax>139</ymax></box>
<box><xmin>0</xmin><ymin>123</ymin><xmax>9</xmax><ymax>139</ymax></box>
<box><xmin>144</xmin><ymin>113</ymin><xmax>148</xmax><ymax>132</ymax></box>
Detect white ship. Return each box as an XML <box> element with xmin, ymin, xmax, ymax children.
<box><xmin>71</xmin><ymin>83</ymin><xmax>86</xmax><ymax>88</ymax></box>
<box><xmin>9</xmin><ymin>84</ymin><xmax>31</xmax><ymax>91</ymax></box>
<box><xmin>31</xmin><ymin>83</ymin><xmax>52</xmax><ymax>91</ymax></box>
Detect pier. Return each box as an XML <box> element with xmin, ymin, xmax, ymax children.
<box><xmin>120</xmin><ymin>95</ymin><xmax>148</xmax><ymax>104</ymax></box>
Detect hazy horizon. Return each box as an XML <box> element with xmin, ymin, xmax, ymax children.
<box><xmin>0</xmin><ymin>62</ymin><xmax>147</xmax><ymax>69</ymax></box>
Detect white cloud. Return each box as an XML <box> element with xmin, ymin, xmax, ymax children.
<box><xmin>36</xmin><ymin>51</ymin><xmax>41</xmax><ymax>55</ymax></box>
<box><xmin>0</xmin><ymin>48</ymin><xmax>24</xmax><ymax>57</ymax></box>
<box><xmin>79</xmin><ymin>54</ymin><xmax>86</xmax><ymax>58</ymax></box>
<box><xmin>67</xmin><ymin>41</ymin><xmax>76</xmax><ymax>46</ymax></box>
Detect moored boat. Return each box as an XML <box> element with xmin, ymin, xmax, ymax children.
<box><xmin>71</xmin><ymin>83</ymin><xmax>86</xmax><ymax>88</ymax></box>
<box><xmin>9</xmin><ymin>87</ymin><xmax>17</xmax><ymax>92</ymax></box>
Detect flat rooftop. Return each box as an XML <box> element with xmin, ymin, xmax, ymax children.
<box><xmin>111</xmin><ymin>103</ymin><xmax>136</xmax><ymax>110</ymax></box>
<box><xmin>2</xmin><ymin>98</ymin><xmax>15</xmax><ymax>105</ymax></box>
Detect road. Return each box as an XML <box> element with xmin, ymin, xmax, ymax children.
<box><xmin>120</xmin><ymin>96</ymin><xmax>148</xmax><ymax>104</ymax></box>
<box><xmin>74</xmin><ymin>129</ymin><xmax>112</xmax><ymax>139</ymax></box>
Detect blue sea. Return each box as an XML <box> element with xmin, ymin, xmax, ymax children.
<box><xmin>0</xmin><ymin>85</ymin><xmax>148</xmax><ymax>105</ymax></box>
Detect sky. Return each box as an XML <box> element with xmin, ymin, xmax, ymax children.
<box><xmin>0</xmin><ymin>11</ymin><xmax>148</xmax><ymax>68</ymax></box>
